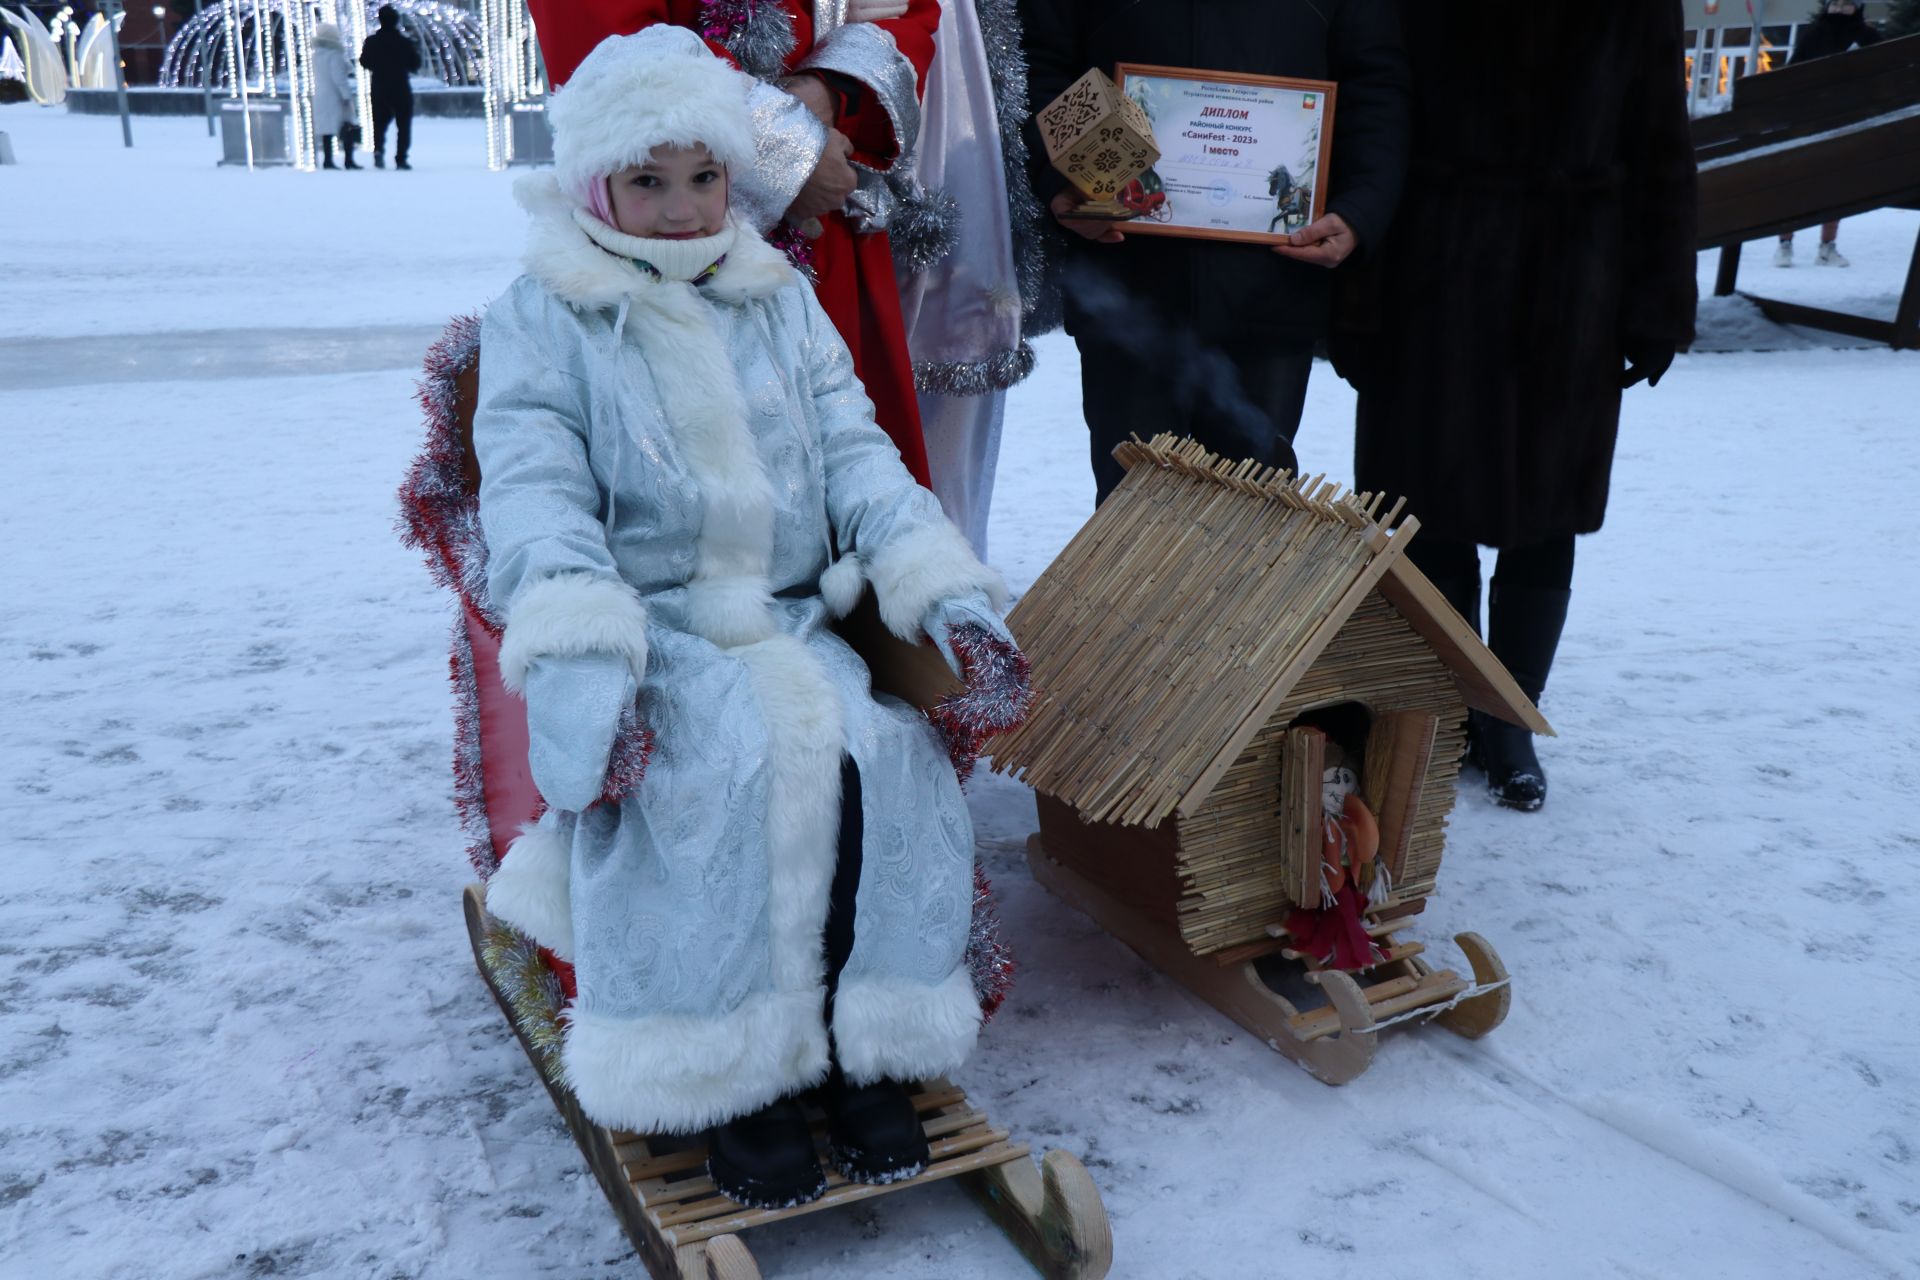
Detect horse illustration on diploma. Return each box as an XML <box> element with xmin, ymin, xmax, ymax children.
<box><xmin>1268</xmin><ymin>164</ymin><xmax>1310</xmax><ymax>233</ymax></box>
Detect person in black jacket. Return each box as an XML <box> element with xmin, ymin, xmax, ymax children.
<box><xmin>1774</xmin><ymin>1</ymin><xmax>1882</xmax><ymax>266</ymax></box>
<box><xmin>359</xmin><ymin>5</ymin><xmax>422</xmax><ymax>170</ymax></box>
<box><xmin>1019</xmin><ymin>0</ymin><xmax>1411</xmax><ymax>503</ymax></box>
<box><xmin>1331</xmin><ymin>3</ymin><xmax>1698</xmax><ymax>812</ymax></box>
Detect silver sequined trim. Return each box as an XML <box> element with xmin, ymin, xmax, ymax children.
<box><xmin>735</xmin><ymin>80</ymin><xmax>831</xmax><ymax>234</ymax></box>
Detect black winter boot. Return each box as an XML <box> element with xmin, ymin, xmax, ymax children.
<box><xmin>1475</xmin><ymin>582</ymin><xmax>1569</xmax><ymax>811</ymax></box>
<box><xmin>707</xmin><ymin>1096</ymin><xmax>827</xmax><ymax>1209</ymax></box>
<box><xmin>825</xmin><ymin>1069</ymin><xmax>929</xmax><ymax>1185</ymax></box>
<box><xmin>321</xmin><ymin>136</ymin><xmax>337</xmax><ymax>169</ymax></box>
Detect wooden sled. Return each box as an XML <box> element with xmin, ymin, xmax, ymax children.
<box><xmin>1028</xmin><ymin>839</ymin><xmax>1510</xmax><ymax>1085</ymax></box>
<box><xmin>463</xmin><ymin>884</ymin><xmax>1113</xmax><ymax>1280</ymax></box>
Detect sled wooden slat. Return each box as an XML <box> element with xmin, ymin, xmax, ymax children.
<box><xmin>463</xmin><ymin>884</ymin><xmax>1112</xmax><ymax>1279</ymax></box>
<box><xmin>655</xmin><ymin>1129</ymin><xmax>1014</xmax><ymax>1228</ymax></box>
<box><xmin>666</xmin><ymin>1141</ymin><xmax>1032</xmax><ymax>1246</ymax></box>
<box><xmin>642</xmin><ymin>1112</ymin><xmax>999</xmax><ymax>1211</ymax></box>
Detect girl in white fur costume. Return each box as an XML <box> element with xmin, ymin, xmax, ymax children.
<box><xmin>473</xmin><ymin>27</ymin><xmax>1024</xmax><ymax>1208</ymax></box>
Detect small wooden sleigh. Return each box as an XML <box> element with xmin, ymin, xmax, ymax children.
<box><xmin>465</xmin><ymin>886</ymin><xmax>1111</xmax><ymax>1279</ymax></box>
<box><xmin>401</xmin><ymin>318</ymin><xmax>1112</xmax><ymax>1278</ymax></box>
<box><xmin>1028</xmin><ymin>842</ymin><xmax>1510</xmax><ymax>1084</ymax></box>
<box><xmin>993</xmin><ymin>438</ymin><xmax>1542</xmax><ymax>1084</ymax></box>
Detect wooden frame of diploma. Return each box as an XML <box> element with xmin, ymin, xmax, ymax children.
<box><xmin>1109</xmin><ymin>63</ymin><xmax>1338</xmax><ymax>245</ymax></box>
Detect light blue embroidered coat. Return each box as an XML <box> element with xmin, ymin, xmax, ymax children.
<box><xmin>476</xmin><ymin>177</ymin><xmax>1005</xmax><ymax>1135</ymax></box>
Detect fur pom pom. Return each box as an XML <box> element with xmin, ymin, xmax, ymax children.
<box><xmin>820</xmin><ymin>555</ymin><xmax>866</xmax><ymax>620</ymax></box>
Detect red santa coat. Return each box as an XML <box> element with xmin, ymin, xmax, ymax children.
<box><xmin>527</xmin><ymin>0</ymin><xmax>937</xmax><ymax>487</ymax></box>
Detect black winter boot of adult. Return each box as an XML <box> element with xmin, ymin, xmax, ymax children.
<box><xmin>1475</xmin><ymin>583</ymin><xmax>1570</xmax><ymax>812</ymax></box>
<box><xmin>321</xmin><ymin>135</ymin><xmax>338</xmax><ymax>169</ymax></box>
<box><xmin>824</xmin><ymin>1068</ymin><xmax>929</xmax><ymax>1185</ymax></box>
<box><xmin>707</xmin><ymin>1096</ymin><xmax>827</xmax><ymax>1209</ymax></box>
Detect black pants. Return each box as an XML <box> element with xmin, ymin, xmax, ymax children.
<box><xmin>1406</xmin><ymin>534</ymin><xmax>1576</xmax><ymax>594</ymax></box>
<box><xmin>371</xmin><ymin>95</ymin><xmax>412</xmax><ymax>163</ymax></box>
<box><xmin>822</xmin><ymin>757</ymin><xmax>863</xmax><ymax>1032</ymax></box>
<box><xmin>320</xmin><ymin>133</ymin><xmax>356</xmax><ymax>166</ymax></box>
<box><xmin>1076</xmin><ymin>334</ymin><xmax>1312</xmax><ymax>504</ymax></box>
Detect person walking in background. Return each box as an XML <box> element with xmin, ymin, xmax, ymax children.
<box><xmin>310</xmin><ymin>22</ymin><xmax>359</xmax><ymax>171</ymax></box>
<box><xmin>359</xmin><ymin>4</ymin><xmax>420</xmax><ymax>171</ymax></box>
<box><xmin>1021</xmin><ymin>0</ymin><xmax>1412</xmax><ymax>505</ymax></box>
<box><xmin>1332</xmin><ymin>3</ymin><xmax>1697</xmax><ymax>812</ymax></box>
<box><xmin>1773</xmin><ymin>0</ymin><xmax>1882</xmax><ymax>268</ymax></box>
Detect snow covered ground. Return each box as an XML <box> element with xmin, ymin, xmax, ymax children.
<box><xmin>4</xmin><ymin>108</ymin><xmax>1918</xmax><ymax>1280</ymax></box>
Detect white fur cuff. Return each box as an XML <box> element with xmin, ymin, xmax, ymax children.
<box><xmin>831</xmin><ymin>967</ymin><xmax>982</xmax><ymax>1087</ymax></box>
<box><xmin>868</xmin><ymin>522</ymin><xmax>1009</xmax><ymax>642</ymax></box>
<box><xmin>562</xmin><ymin>990</ymin><xmax>831</xmax><ymax>1134</ymax></box>
<box><xmin>486</xmin><ymin>814</ymin><xmax>575</xmax><ymax>960</ymax></box>
<box><xmin>498</xmin><ymin>573</ymin><xmax>650</xmax><ymax>693</ymax></box>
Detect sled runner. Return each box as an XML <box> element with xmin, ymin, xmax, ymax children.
<box><xmin>401</xmin><ymin>317</ymin><xmax>1111</xmax><ymax>1278</ymax></box>
<box><xmin>993</xmin><ymin>437</ymin><xmax>1537</xmax><ymax>1083</ymax></box>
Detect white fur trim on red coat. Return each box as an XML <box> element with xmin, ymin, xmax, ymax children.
<box><xmin>830</xmin><ymin>967</ymin><xmax>982</xmax><ymax>1087</ymax></box>
<box><xmin>485</xmin><ymin>813</ymin><xmax>574</xmax><ymax>961</ymax></box>
<box><xmin>497</xmin><ymin>572</ymin><xmax>650</xmax><ymax>694</ymax></box>
<box><xmin>867</xmin><ymin>521</ymin><xmax>1009</xmax><ymax>642</ymax></box>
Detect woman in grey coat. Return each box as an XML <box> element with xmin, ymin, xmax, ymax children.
<box><xmin>309</xmin><ymin>22</ymin><xmax>359</xmax><ymax>169</ymax></box>
<box><xmin>473</xmin><ymin>29</ymin><xmax>1016</xmax><ymax>1209</ymax></box>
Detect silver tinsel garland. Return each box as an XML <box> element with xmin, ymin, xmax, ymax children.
<box><xmin>700</xmin><ymin>0</ymin><xmax>797</xmax><ymax>80</ymax></box>
<box><xmin>974</xmin><ymin>0</ymin><xmax>1061</xmax><ymax>338</ymax></box>
<box><xmin>885</xmin><ymin>173</ymin><xmax>962</xmax><ymax>274</ymax></box>
<box><xmin>913</xmin><ymin>340</ymin><xmax>1036</xmax><ymax>396</ymax></box>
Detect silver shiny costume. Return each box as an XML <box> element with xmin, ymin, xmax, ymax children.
<box><xmin>475</xmin><ymin>174</ymin><xmax>1005</xmax><ymax>1136</ymax></box>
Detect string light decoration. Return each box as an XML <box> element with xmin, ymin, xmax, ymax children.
<box><xmin>160</xmin><ymin>2</ymin><xmax>482</xmax><ymax>91</ymax></box>
<box><xmin>159</xmin><ymin>1</ymin><xmax>482</xmax><ymax>169</ymax></box>
<box><xmin>478</xmin><ymin>0</ymin><xmax>543</xmax><ymax>171</ymax></box>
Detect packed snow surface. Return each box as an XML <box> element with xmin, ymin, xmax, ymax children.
<box><xmin>4</xmin><ymin>108</ymin><xmax>1917</xmax><ymax>1280</ymax></box>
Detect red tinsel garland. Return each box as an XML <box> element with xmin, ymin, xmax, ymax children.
<box><xmin>929</xmin><ymin>622</ymin><xmax>1036</xmax><ymax>785</ymax></box>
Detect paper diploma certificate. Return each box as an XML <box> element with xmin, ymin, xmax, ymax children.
<box><xmin>1111</xmin><ymin>64</ymin><xmax>1337</xmax><ymax>245</ymax></box>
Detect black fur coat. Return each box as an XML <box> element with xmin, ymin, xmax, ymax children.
<box><xmin>1333</xmin><ymin>2</ymin><xmax>1697</xmax><ymax>547</ymax></box>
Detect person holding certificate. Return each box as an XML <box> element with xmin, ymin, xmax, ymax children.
<box><xmin>1020</xmin><ymin>0</ymin><xmax>1411</xmax><ymax>503</ymax></box>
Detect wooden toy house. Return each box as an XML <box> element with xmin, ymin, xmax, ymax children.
<box><xmin>991</xmin><ymin>437</ymin><xmax>1551</xmax><ymax>1083</ymax></box>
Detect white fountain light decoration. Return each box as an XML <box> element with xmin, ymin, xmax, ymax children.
<box><xmin>478</xmin><ymin>0</ymin><xmax>541</xmax><ymax>171</ymax></box>
<box><xmin>0</xmin><ymin>5</ymin><xmax>70</xmax><ymax>104</ymax></box>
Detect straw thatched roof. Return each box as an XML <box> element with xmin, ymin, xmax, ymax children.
<box><xmin>991</xmin><ymin>435</ymin><xmax>1549</xmax><ymax>828</ymax></box>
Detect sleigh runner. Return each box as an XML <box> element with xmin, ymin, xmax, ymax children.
<box><xmin>993</xmin><ymin>436</ymin><xmax>1544</xmax><ymax>1083</ymax></box>
<box><xmin>401</xmin><ymin>317</ymin><xmax>1111</xmax><ymax>1278</ymax></box>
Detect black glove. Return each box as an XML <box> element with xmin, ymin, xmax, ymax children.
<box><xmin>1621</xmin><ymin>338</ymin><xmax>1676</xmax><ymax>389</ymax></box>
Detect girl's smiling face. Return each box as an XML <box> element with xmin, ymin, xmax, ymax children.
<box><xmin>608</xmin><ymin>143</ymin><xmax>729</xmax><ymax>239</ymax></box>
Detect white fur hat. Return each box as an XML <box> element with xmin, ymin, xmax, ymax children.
<box><xmin>548</xmin><ymin>27</ymin><xmax>756</xmax><ymax>197</ymax></box>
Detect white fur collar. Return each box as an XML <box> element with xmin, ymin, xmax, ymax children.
<box><xmin>514</xmin><ymin>173</ymin><xmax>794</xmax><ymax>311</ymax></box>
